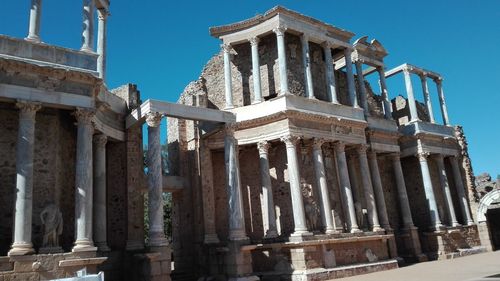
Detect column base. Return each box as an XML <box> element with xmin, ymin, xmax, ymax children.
<box><xmin>80</xmin><ymin>46</ymin><xmax>94</xmax><ymax>53</ymax></box>
<box><xmin>229</xmin><ymin>229</ymin><xmax>249</xmax><ymax>242</ymax></box>
<box><xmin>72</xmin><ymin>239</ymin><xmax>97</xmax><ymax>253</ymax></box>
<box><xmin>25</xmin><ymin>36</ymin><xmax>41</xmax><ymax>43</ymax></box>
<box><xmin>289</xmin><ymin>231</ymin><xmax>313</xmax><ymax>242</ymax></box>
<box><xmin>325</xmin><ymin>229</ymin><xmax>341</xmax><ymax>235</ymax></box>
<box><xmin>466</xmin><ymin>221</ymin><xmax>476</xmax><ymax>226</ymax></box>
<box><xmin>373</xmin><ymin>226</ymin><xmax>385</xmax><ymax>233</ymax></box>
<box><xmin>228</xmin><ymin>276</ymin><xmax>259</xmax><ymax>281</ymax></box>
<box><xmin>95</xmin><ymin>242</ymin><xmax>111</xmax><ymax>252</ymax></box>
<box><xmin>429</xmin><ymin>224</ymin><xmax>446</xmax><ymax>232</ymax></box>
<box><xmin>350</xmin><ymin>228</ymin><xmax>363</xmax><ymax>234</ymax></box>
<box><xmin>204</xmin><ymin>233</ymin><xmax>221</xmax><ymax>244</ymax></box>
<box><xmin>8</xmin><ymin>242</ymin><xmax>35</xmax><ymax>256</ymax></box>
<box><xmin>148</xmin><ymin>237</ymin><xmax>169</xmax><ymax>247</ymax></box>
<box><xmin>451</xmin><ymin>222</ymin><xmax>462</xmax><ymax>227</ymax></box>
<box><xmin>264</xmin><ymin>230</ymin><xmax>279</xmax><ymax>239</ymax></box>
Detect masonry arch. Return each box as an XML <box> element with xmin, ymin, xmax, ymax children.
<box><xmin>478</xmin><ymin>189</ymin><xmax>500</xmax><ymax>250</ymax></box>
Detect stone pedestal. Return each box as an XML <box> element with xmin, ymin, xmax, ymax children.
<box><xmin>224</xmin><ymin>241</ymin><xmax>257</xmax><ymax>281</ymax></box>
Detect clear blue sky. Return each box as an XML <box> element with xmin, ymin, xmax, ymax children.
<box><xmin>1</xmin><ymin>1</ymin><xmax>499</xmax><ymax>176</ymax></box>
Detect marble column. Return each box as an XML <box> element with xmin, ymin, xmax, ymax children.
<box><xmin>281</xmin><ymin>135</ymin><xmax>311</xmax><ymax>237</ymax></box>
<box><xmin>249</xmin><ymin>37</ymin><xmax>263</xmax><ymax>104</ymax></box>
<box><xmin>391</xmin><ymin>153</ymin><xmax>415</xmax><ymax>228</ymax></box>
<box><xmin>301</xmin><ymin>34</ymin><xmax>315</xmax><ymax>99</ymax></box>
<box><xmin>419</xmin><ymin>74</ymin><xmax>435</xmax><ymax>123</ymax></box>
<box><xmin>435</xmin><ymin>154</ymin><xmax>460</xmax><ymax>227</ymax></box>
<box><xmin>257</xmin><ymin>141</ymin><xmax>278</xmax><ymax>238</ymax></box>
<box><xmin>274</xmin><ymin>26</ymin><xmax>289</xmax><ymax>95</ymax></box>
<box><xmin>358</xmin><ymin>147</ymin><xmax>383</xmax><ymax>231</ymax></box>
<box><xmin>312</xmin><ymin>139</ymin><xmax>336</xmax><ymax>234</ymax></box>
<box><xmin>73</xmin><ymin>108</ymin><xmax>96</xmax><ymax>252</ymax></box>
<box><xmin>377</xmin><ymin>67</ymin><xmax>392</xmax><ymax>119</ymax></box>
<box><xmin>334</xmin><ymin>142</ymin><xmax>361</xmax><ymax>233</ymax></box>
<box><xmin>367</xmin><ymin>151</ymin><xmax>391</xmax><ymax>230</ymax></box>
<box><xmin>81</xmin><ymin>0</ymin><xmax>95</xmax><ymax>52</ymax></box>
<box><xmin>403</xmin><ymin>69</ymin><xmax>420</xmax><ymax>122</ymax></box>
<box><xmin>146</xmin><ymin>112</ymin><xmax>168</xmax><ymax>247</ymax></box>
<box><xmin>26</xmin><ymin>0</ymin><xmax>42</xmax><ymax>43</ymax></box>
<box><xmin>435</xmin><ymin>78</ymin><xmax>450</xmax><ymax>126</ymax></box>
<box><xmin>449</xmin><ymin>156</ymin><xmax>474</xmax><ymax>225</ymax></box>
<box><xmin>417</xmin><ymin>152</ymin><xmax>444</xmax><ymax>231</ymax></box>
<box><xmin>322</xmin><ymin>43</ymin><xmax>339</xmax><ymax>104</ymax></box>
<box><xmin>355</xmin><ymin>61</ymin><xmax>369</xmax><ymax>115</ymax></box>
<box><xmin>93</xmin><ymin>134</ymin><xmax>109</xmax><ymax>251</ymax></box>
<box><xmin>8</xmin><ymin>101</ymin><xmax>41</xmax><ymax>256</ymax></box>
<box><xmin>222</xmin><ymin>44</ymin><xmax>234</xmax><ymax>109</ymax></box>
<box><xmin>97</xmin><ymin>8</ymin><xmax>108</xmax><ymax>81</ymax></box>
<box><xmin>344</xmin><ymin>49</ymin><xmax>359</xmax><ymax>108</ymax></box>
<box><xmin>225</xmin><ymin>125</ymin><xmax>248</xmax><ymax>241</ymax></box>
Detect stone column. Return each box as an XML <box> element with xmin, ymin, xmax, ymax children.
<box><xmin>322</xmin><ymin>43</ymin><xmax>339</xmax><ymax>104</ymax></box>
<box><xmin>334</xmin><ymin>142</ymin><xmax>361</xmax><ymax>233</ymax></box>
<box><xmin>225</xmin><ymin>125</ymin><xmax>248</xmax><ymax>241</ymax></box>
<box><xmin>367</xmin><ymin>151</ymin><xmax>391</xmax><ymax>230</ymax></box>
<box><xmin>435</xmin><ymin>78</ymin><xmax>450</xmax><ymax>126</ymax></box>
<box><xmin>8</xmin><ymin>101</ymin><xmax>41</xmax><ymax>256</ymax></box>
<box><xmin>73</xmin><ymin>108</ymin><xmax>96</xmax><ymax>252</ymax></box>
<box><xmin>146</xmin><ymin>112</ymin><xmax>168</xmax><ymax>247</ymax></box>
<box><xmin>249</xmin><ymin>37</ymin><xmax>263</xmax><ymax>104</ymax></box>
<box><xmin>81</xmin><ymin>0</ymin><xmax>95</xmax><ymax>52</ymax></box>
<box><xmin>301</xmin><ymin>34</ymin><xmax>315</xmax><ymax>99</ymax></box>
<box><xmin>449</xmin><ymin>156</ymin><xmax>474</xmax><ymax>225</ymax></box>
<box><xmin>312</xmin><ymin>139</ymin><xmax>336</xmax><ymax>234</ymax></box>
<box><xmin>391</xmin><ymin>153</ymin><xmax>415</xmax><ymax>228</ymax></box>
<box><xmin>435</xmin><ymin>154</ymin><xmax>460</xmax><ymax>227</ymax></box>
<box><xmin>281</xmin><ymin>135</ymin><xmax>311</xmax><ymax>238</ymax></box>
<box><xmin>419</xmin><ymin>74</ymin><xmax>435</xmax><ymax>123</ymax></box>
<box><xmin>377</xmin><ymin>67</ymin><xmax>392</xmax><ymax>119</ymax></box>
<box><xmin>274</xmin><ymin>26</ymin><xmax>289</xmax><ymax>95</ymax></box>
<box><xmin>344</xmin><ymin>48</ymin><xmax>359</xmax><ymax>108</ymax></box>
<box><xmin>257</xmin><ymin>141</ymin><xmax>278</xmax><ymax>238</ymax></box>
<box><xmin>417</xmin><ymin>152</ymin><xmax>444</xmax><ymax>231</ymax></box>
<box><xmin>222</xmin><ymin>44</ymin><xmax>234</xmax><ymax>109</ymax></box>
<box><xmin>97</xmin><ymin>8</ymin><xmax>108</xmax><ymax>81</ymax></box>
<box><xmin>358</xmin><ymin>147</ymin><xmax>383</xmax><ymax>231</ymax></box>
<box><xmin>26</xmin><ymin>0</ymin><xmax>42</xmax><ymax>43</ymax></box>
<box><xmin>403</xmin><ymin>69</ymin><xmax>420</xmax><ymax>122</ymax></box>
<box><xmin>93</xmin><ymin>134</ymin><xmax>109</xmax><ymax>251</ymax></box>
<box><xmin>355</xmin><ymin>61</ymin><xmax>369</xmax><ymax>115</ymax></box>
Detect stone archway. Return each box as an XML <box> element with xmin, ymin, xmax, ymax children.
<box><xmin>477</xmin><ymin>189</ymin><xmax>500</xmax><ymax>250</ymax></box>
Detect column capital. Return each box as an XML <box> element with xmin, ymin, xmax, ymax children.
<box><xmin>74</xmin><ymin>108</ymin><xmax>95</xmax><ymax>124</ymax></box>
<box><xmin>248</xmin><ymin>37</ymin><xmax>260</xmax><ymax>46</ymax></box>
<box><xmin>312</xmin><ymin>138</ymin><xmax>325</xmax><ymax>150</ymax></box>
<box><xmin>300</xmin><ymin>33</ymin><xmax>309</xmax><ymax>41</ymax></box>
<box><xmin>280</xmin><ymin>135</ymin><xmax>299</xmax><ymax>147</ymax></box>
<box><xmin>16</xmin><ymin>100</ymin><xmax>42</xmax><ymax>118</ymax></box>
<box><xmin>225</xmin><ymin>123</ymin><xmax>237</xmax><ymax>136</ymax></box>
<box><xmin>257</xmin><ymin>140</ymin><xmax>270</xmax><ymax>154</ymax></box>
<box><xmin>93</xmin><ymin>134</ymin><xmax>107</xmax><ymax>148</ymax></box>
<box><xmin>321</xmin><ymin>41</ymin><xmax>333</xmax><ymax>49</ymax></box>
<box><xmin>418</xmin><ymin>73</ymin><xmax>427</xmax><ymax>81</ymax></box>
<box><xmin>433</xmin><ymin>76</ymin><xmax>444</xmax><ymax>83</ymax></box>
<box><xmin>273</xmin><ymin>26</ymin><xmax>287</xmax><ymax>36</ymax></box>
<box><xmin>390</xmin><ymin>152</ymin><xmax>401</xmax><ymax>162</ymax></box>
<box><xmin>145</xmin><ymin>112</ymin><xmax>162</xmax><ymax>127</ymax></box>
<box><xmin>417</xmin><ymin>151</ymin><xmax>430</xmax><ymax>161</ymax></box>
<box><xmin>333</xmin><ymin>142</ymin><xmax>345</xmax><ymax>152</ymax></box>
<box><xmin>356</xmin><ymin>144</ymin><xmax>368</xmax><ymax>155</ymax></box>
<box><xmin>97</xmin><ymin>8</ymin><xmax>109</xmax><ymax>20</ymax></box>
<box><xmin>221</xmin><ymin>43</ymin><xmax>233</xmax><ymax>53</ymax></box>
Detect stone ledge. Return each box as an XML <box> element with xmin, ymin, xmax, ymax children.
<box><xmin>58</xmin><ymin>257</ymin><xmax>107</xmax><ymax>268</ymax></box>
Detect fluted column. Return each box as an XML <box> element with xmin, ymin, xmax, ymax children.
<box><xmin>377</xmin><ymin>66</ymin><xmax>392</xmax><ymax>119</ymax></box>
<box><xmin>73</xmin><ymin>108</ymin><xmax>96</xmax><ymax>252</ymax></box>
<box><xmin>367</xmin><ymin>151</ymin><xmax>391</xmax><ymax>230</ymax></box>
<box><xmin>344</xmin><ymin>49</ymin><xmax>359</xmax><ymax>108</ymax></box>
<box><xmin>301</xmin><ymin>34</ymin><xmax>315</xmax><ymax>99</ymax></box>
<box><xmin>274</xmin><ymin>27</ymin><xmax>289</xmax><ymax>95</ymax></box>
<box><xmin>355</xmin><ymin>61</ymin><xmax>369</xmax><ymax>115</ymax></box>
<box><xmin>26</xmin><ymin>0</ymin><xmax>42</xmax><ymax>43</ymax></box>
<box><xmin>419</xmin><ymin>74</ymin><xmax>435</xmax><ymax>123</ymax></box>
<box><xmin>334</xmin><ymin>142</ymin><xmax>361</xmax><ymax>233</ymax></box>
<box><xmin>449</xmin><ymin>156</ymin><xmax>474</xmax><ymax>225</ymax></box>
<box><xmin>358</xmin><ymin>147</ymin><xmax>383</xmax><ymax>231</ymax></box>
<box><xmin>434</xmin><ymin>78</ymin><xmax>450</xmax><ymax>126</ymax></box>
<box><xmin>435</xmin><ymin>154</ymin><xmax>460</xmax><ymax>227</ymax></box>
<box><xmin>312</xmin><ymin>139</ymin><xmax>336</xmax><ymax>234</ymax></box>
<box><xmin>281</xmin><ymin>135</ymin><xmax>311</xmax><ymax>237</ymax></box>
<box><xmin>249</xmin><ymin>37</ymin><xmax>263</xmax><ymax>104</ymax></box>
<box><xmin>225</xmin><ymin>125</ymin><xmax>248</xmax><ymax>240</ymax></box>
<box><xmin>8</xmin><ymin>101</ymin><xmax>41</xmax><ymax>256</ymax></box>
<box><xmin>403</xmin><ymin>69</ymin><xmax>419</xmax><ymax>122</ymax></box>
<box><xmin>322</xmin><ymin>43</ymin><xmax>338</xmax><ymax>104</ymax></box>
<box><xmin>97</xmin><ymin>8</ymin><xmax>108</xmax><ymax>81</ymax></box>
<box><xmin>417</xmin><ymin>152</ymin><xmax>444</xmax><ymax>231</ymax></box>
<box><xmin>222</xmin><ymin>44</ymin><xmax>234</xmax><ymax>109</ymax></box>
<box><xmin>257</xmin><ymin>141</ymin><xmax>278</xmax><ymax>238</ymax></box>
<box><xmin>81</xmin><ymin>0</ymin><xmax>95</xmax><ymax>52</ymax></box>
<box><xmin>391</xmin><ymin>153</ymin><xmax>415</xmax><ymax>228</ymax></box>
<box><xmin>93</xmin><ymin>134</ymin><xmax>109</xmax><ymax>251</ymax></box>
<box><xmin>146</xmin><ymin>113</ymin><xmax>168</xmax><ymax>247</ymax></box>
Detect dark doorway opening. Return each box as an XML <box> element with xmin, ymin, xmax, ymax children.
<box><xmin>486</xmin><ymin>207</ymin><xmax>500</xmax><ymax>251</ymax></box>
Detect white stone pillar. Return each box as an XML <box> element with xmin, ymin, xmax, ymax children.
<box><xmin>73</xmin><ymin>108</ymin><xmax>96</xmax><ymax>252</ymax></box>
<box><xmin>249</xmin><ymin>37</ymin><xmax>263</xmax><ymax>104</ymax></box>
<box><xmin>222</xmin><ymin>44</ymin><xmax>234</xmax><ymax>109</ymax></box>
<box><xmin>449</xmin><ymin>156</ymin><xmax>474</xmax><ymax>225</ymax></box>
<box><xmin>93</xmin><ymin>134</ymin><xmax>109</xmax><ymax>251</ymax></box>
<box><xmin>281</xmin><ymin>135</ymin><xmax>311</xmax><ymax>237</ymax></box>
<box><xmin>435</xmin><ymin>78</ymin><xmax>450</xmax><ymax>126</ymax></box>
<box><xmin>225</xmin><ymin>125</ymin><xmax>248</xmax><ymax>241</ymax></box>
<box><xmin>301</xmin><ymin>34</ymin><xmax>315</xmax><ymax>99</ymax></box>
<box><xmin>344</xmin><ymin>48</ymin><xmax>359</xmax><ymax>108</ymax></box>
<box><xmin>97</xmin><ymin>8</ymin><xmax>108</xmax><ymax>81</ymax></box>
<box><xmin>391</xmin><ymin>153</ymin><xmax>415</xmax><ymax>228</ymax></box>
<box><xmin>377</xmin><ymin>67</ymin><xmax>392</xmax><ymax>119</ymax></box>
<box><xmin>435</xmin><ymin>154</ymin><xmax>460</xmax><ymax>227</ymax></box>
<box><xmin>367</xmin><ymin>151</ymin><xmax>391</xmax><ymax>230</ymax></box>
<box><xmin>355</xmin><ymin>61</ymin><xmax>369</xmax><ymax>114</ymax></box>
<box><xmin>257</xmin><ymin>141</ymin><xmax>278</xmax><ymax>238</ymax></box>
<box><xmin>312</xmin><ymin>139</ymin><xmax>336</xmax><ymax>234</ymax></box>
<box><xmin>334</xmin><ymin>142</ymin><xmax>361</xmax><ymax>233</ymax></box>
<box><xmin>26</xmin><ymin>0</ymin><xmax>42</xmax><ymax>43</ymax></box>
<box><xmin>8</xmin><ymin>101</ymin><xmax>41</xmax><ymax>256</ymax></box>
<box><xmin>81</xmin><ymin>0</ymin><xmax>95</xmax><ymax>52</ymax></box>
<box><xmin>403</xmin><ymin>69</ymin><xmax>420</xmax><ymax>122</ymax></box>
<box><xmin>146</xmin><ymin>112</ymin><xmax>168</xmax><ymax>247</ymax></box>
<box><xmin>322</xmin><ymin>43</ymin><xmax>339</xmax><ymax>104</ymax></box>
<box><xmin>358</xmin><ymin>147</ymin><xmax>383</xmax><ymax>231</ymax></box>
<box><xmin>274</xmin><ymin>26</ymin><xmax>289</xmax><ymax>95</ymax></box>
<box><xmin>419</xmin><ymin>74</ymin><xmax>435</xmax><ymax>123</ymax></box>
<box><xmin>417</xmin><ymin>152</ymin><xmax>444</xmax><ymax>231</ymax></box>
